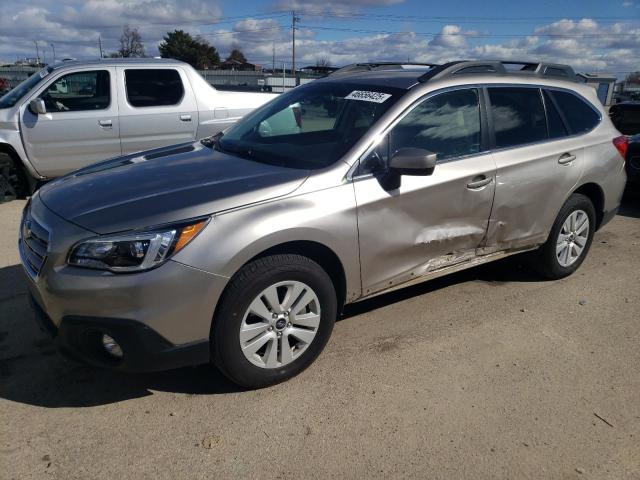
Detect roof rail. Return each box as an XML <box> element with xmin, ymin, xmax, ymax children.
<box><xmin>417</xmin><ymin>60</ymin><xmax>578</xmax><ymax>83</ymax></box>
<box><xmin>330</xmin><ymin>62</ymin><xmax>439</xmax><ymax>77</ymax></box>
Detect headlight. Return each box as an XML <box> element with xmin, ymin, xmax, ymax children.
<box><xmin>68</xmin><ymin>218</ymin><xmax>208</xmax><ymax>272</ymax></box>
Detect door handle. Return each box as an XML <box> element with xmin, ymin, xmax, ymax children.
<box><xmin>558</xmin><ymin>153</ymin><xmax>576</xmax><ymax>165</ymax></box>
<box><xmin>180</xmin><ymin>114</ymin><xmax>192</xmax><ymax>122</ymax></box>
<box><xmin>98</xmin><ymin>119</ymin><xmax>112</xmax><ymax>128</ymax></box>
<box><xmin>467</xmin><ymin>175</ymin><xmax>493</xmax><ymax>190</ymax></box>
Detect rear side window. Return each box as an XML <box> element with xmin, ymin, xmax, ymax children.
<box><xmin>548</xmin><ymin>90</ymin><xmax>600</xmax><ymax>135</ymax></box>
<box><xmin>543</xmin><ymin>90</ymin><xmax>568</xmax><ymax>139</ymax></box>
<box><xmin>488</xmin><ymin>87</ymin><xmax>546</xmax><ymax>148</ymax></box>
<box><xmin>125</xmin><ymin>69</ymin><xmax>184</xmax><ymax>107</ymax></box>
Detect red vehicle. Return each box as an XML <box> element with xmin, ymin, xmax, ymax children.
<box><xmin>0</xmin><ymin>78</ymin><xmax>10</xmax><ymax>95</ymax></box>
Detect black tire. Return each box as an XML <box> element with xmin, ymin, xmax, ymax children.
<box><xmin>212</xmin><ymin>254</ymin><xmax>337</xmax><ymax>388</ymax></box>
<box><xmin>0</xmin><ymin>153</ymin><xmax>28</xmax><ymax>203</ymax></box>
<box><xmin>535</xmin><ymin>193</ymin><xmax>596</xmax><ymax>279</ymax></box>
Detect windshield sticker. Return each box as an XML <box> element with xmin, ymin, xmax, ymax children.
<box><xmin>345</xmin><ymin>90</ymin><xmax>392</xmax><ymax>103</ymax></box>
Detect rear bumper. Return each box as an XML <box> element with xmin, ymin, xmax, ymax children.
<box><xmin>29</xmin><ymin>293</ymin><xmax>210</xmax><ymax>372</ymax></box>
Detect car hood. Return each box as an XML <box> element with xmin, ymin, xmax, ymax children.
<box><xmin>38</xmin><ymin>141</ymin><xmax>309</xmax><ymax>234</ymax></box>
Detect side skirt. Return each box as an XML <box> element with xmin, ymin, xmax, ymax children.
<box><xmin>354</xmin><ymin>246</ymin><xmax>538</xmax><ymax>302</ymax></box>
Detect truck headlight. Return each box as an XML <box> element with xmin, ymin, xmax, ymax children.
<box><xmin>68</xmin><ymin>219</ymin><xmax>208</xmax><ymax>272</ymax></box>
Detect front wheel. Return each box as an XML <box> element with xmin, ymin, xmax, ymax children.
<box><xmin>212</xmin><ymin>254</ymin><xmax>337</xmax><ymax>388</ymax></box>
<box><xmin>536</xmin><ymin>193</ymin><xmax>596</xmax><ymax>279</ymax></box>
<box><xmin>0</xmin><ymin>153</ymin><xmax>28</xmax><ymax>203</ymax></box>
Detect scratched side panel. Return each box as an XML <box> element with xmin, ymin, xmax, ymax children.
<box><xmin>486</xmin><ymin>138</ymin><xmax>585</xmax><ymax>252</ymax></box>
<box><xmin>354</xmin><ymin>153</ymin><xmax>496</xmax><ymax>296</ymax></box>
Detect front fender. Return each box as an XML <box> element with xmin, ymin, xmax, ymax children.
<box><xmin>172</xmin><ymin>183</ymin><xmax>362</xmax><ymax>301</ymax></box>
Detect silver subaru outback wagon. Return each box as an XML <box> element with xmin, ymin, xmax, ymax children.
<box><xmin>20</xmin><ymin>61</ymin><xmax>627</xmax><ymax>388</ymax></box>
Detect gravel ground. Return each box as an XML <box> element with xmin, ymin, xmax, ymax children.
<box><xmin>1</xmin><ymin>193</ymin><xmax>639</xmax><ymax>480</ymax></box>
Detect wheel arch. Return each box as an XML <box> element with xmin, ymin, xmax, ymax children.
<box><xmin>0</xmin><ymin>143</ymin><xmax>38</xmax><ymax>194</ymax></box>
<box><xmin>211</xmin><ymin>240</ymin><xmax>348</xmax><ymax>336</ymax></box>
<box><xmin>572</xmin><ymin>182</ymin><xmax>605</xmax><ymax>229</ymax></box>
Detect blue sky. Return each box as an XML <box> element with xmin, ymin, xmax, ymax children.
<box><xmin>0</xmin><ymin>0</ymin><xmax>638</xmax><ymax>78</ymax></box>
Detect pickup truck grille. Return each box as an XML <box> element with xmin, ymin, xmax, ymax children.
<box><xmin>19</xmin><ymin>207</ymin><xmax>50</xmax><ymax>279</ymax></box>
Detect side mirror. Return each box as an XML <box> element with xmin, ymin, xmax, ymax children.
<box><xmin>389</xmin><ymin>148</ymin><xmax>437</xmax><ymax>175</ymax></box>
<box><xmin>29</xmin><ymin>98</ymin><xmax>46</xmax><ymax>115</ymax></box>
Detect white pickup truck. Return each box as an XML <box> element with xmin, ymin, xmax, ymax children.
<box><xmin>0</xmin><ymin>58</ymin><xmax>277</xmax><ymax>201</ymax></box>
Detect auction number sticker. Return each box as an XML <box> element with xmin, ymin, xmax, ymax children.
<box><xmin>345</xmin><ymin>90</ymin><xmax>392</xmax><ymax>103</ymax></box>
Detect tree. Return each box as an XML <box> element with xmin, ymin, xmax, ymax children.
<box><xmin>158</xmin><ymin>30</ymin><xmax>220</xmax><ymax>69</ymax></box>
<box><xmin>315</xmin><ymin>57</ymin><xmax>330</xmax><ymax>67</ymax></box>
<box><xmin>118</xmin><ymin>25</ymin><xmax>145</xmax><ymax>58</ymax></box>
<box><xmin>625</xmin><ymin>72</ymin><xmax>640</xmax><ymax>84</ymax></box>
<box><xmin>225</xmin><ymin>47</ymin><xmax>247</xmax><ymax>64</ymax></box>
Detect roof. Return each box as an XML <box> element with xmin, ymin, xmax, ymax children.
<box><xmin>318</xmin><ymin>60</ymin><xmax>584</xmax><ymax>90</ymax></box>
<box><xmin>52</xmin><ymin>57</ymin><xmax>187</xmax><ymax>70</ymax></box>
<box><xmin>318</xmin><ymin>69</ymin><xmax>427</xmax><ymax>89</ymax></box>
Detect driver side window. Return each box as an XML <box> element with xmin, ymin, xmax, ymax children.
<box><xmin>359</xmin><ymin>88</ymin><xmax>481</xmax><ymax>175</ymax></box>
<box><xmin>40</xmin><ymin>70</ymin><xmax>110</xmax><ymax>113</ymax></box>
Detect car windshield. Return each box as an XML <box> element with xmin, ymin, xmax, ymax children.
<box><xmin>213</xmin><ymin>81</ymin><xmax>405</xmax><ymax>169</ymax></box>
<box><xmin>0</xmin><ymin>67</ymin><xmax>53</xmax><ymax>109</ymax></box>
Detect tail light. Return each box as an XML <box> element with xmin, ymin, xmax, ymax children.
<box><xmin>613</xmin><ymin>135</ymin><xmax>629</xmax><ymax>161</ymax></box>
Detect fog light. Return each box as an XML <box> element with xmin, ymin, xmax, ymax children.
<box><xmin>101</xmin><ymin>334</ymin><xmax>123</xmax><ymax>358</ymax></box>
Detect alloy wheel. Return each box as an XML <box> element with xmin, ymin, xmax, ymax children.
<box><xmin>239</xmin><ymin>280</ymin><xmax>321</xmax><ymax>368</ymax></box>
<box><xmin>556</xmin><ymin>209</ymin><xmax>590</xmax><ymax>267</ymax></box>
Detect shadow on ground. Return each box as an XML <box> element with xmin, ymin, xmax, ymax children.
<box><xmin>0</xmin><ymin>192</ymin><xmax>636</xmax><ymax>408</ymax></box>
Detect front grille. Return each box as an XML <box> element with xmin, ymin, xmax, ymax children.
<box><xmin>19</xmin><ymin>207</ymin><xmax>50</xmax><ymax>278</ymax></box>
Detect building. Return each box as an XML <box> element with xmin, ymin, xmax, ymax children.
<box><xmin>219</xmin><ymin>59</ymin><xmax>262</xmax><ymax>71</ymax></box>
<box><xmin>576</xmin><ymin>73</ymin><xmax>616</xmax><ymax>106</ymax></box>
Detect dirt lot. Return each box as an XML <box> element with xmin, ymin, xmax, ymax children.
<box><xmin>1</xmin><ymin>194</ymin><xmax>639</xmax><ymax>480</ymax></box>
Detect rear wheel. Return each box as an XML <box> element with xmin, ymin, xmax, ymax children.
<box><xmin>213</xmin><ymin>254</ymin><xmax>337</xmax><ymax>388</ymax></box>
<box><xmin>536</xmin><ymin>193</ymin><xmax>596</xmax><ymax>279</ymax></box>
<box><xmin>0</xmin><ymin>153</ymin><xmax>28</xmax><ymax>203</ymax></box>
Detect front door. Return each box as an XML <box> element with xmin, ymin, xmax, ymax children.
<box><xmin>20</xmin><ymin>67</ymin><xmax>121</xmax><ymax>177</ymax></box>
<box><xmin>117</xmin><ymin>66</ymin><xmax>198</xmax><ymax>154</ymax></box>
<box><xmin>354</xmin><ymin>88</ymin><xmax>496</xmax><ymax>295</ymax></box>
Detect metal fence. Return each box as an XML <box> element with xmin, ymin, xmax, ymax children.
<box><xmin>0</xmin><ymin>65</ymin><xmax>319</xmax><ymax>93</ymax></box>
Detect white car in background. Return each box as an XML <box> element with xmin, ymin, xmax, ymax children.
<box><xmin>0</xmin><ymin>58</ymin><xmax>277</xmax><ymax>201</ymax></box>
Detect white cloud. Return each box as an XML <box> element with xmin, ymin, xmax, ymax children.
<box><xmin>0</xmin><ymin>3</ymin><xmax>637</xmax><ymax>79</ymax></box>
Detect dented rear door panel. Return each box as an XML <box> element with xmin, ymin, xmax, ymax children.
<box><xmin>486</xmin><ymin>139</ymin><xmax>584</xmax><ymax>251</ymax></box>
<box><xmin>354</xmin><ymin>153</ymin><xmax>496</xmax><ymax>296</ymax></box>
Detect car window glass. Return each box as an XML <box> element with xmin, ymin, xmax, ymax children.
<box><xmin>125</xmin><ymin>69</ymin><xmax>184</xmax><ymax>107</ymax></box>
<box><xmin>258</xmin><ymin>95</ymin><xmax>339</xmax><ymax>137</ymax></box>
<box><xmin>40</xmin><ymin>70</ymin><xmax>110</xmax><ymax>112</ymax></box>
<box><xmin>543</xmin><ymin>90</ymin><xmax>568</xmax><ymax>139</ymax></box>
<box><xmin>216</xmin><ymin>82</ymin><xmax>402</xmax><ymax>170</ymax></box>
<box><xmin>549</xmin><ymin>90</ymin><xmax>600</xmax><ymax>135</ymax></box>
<box><xmin>489</xmin><ymin>87</ymin><xmax>546</xmax><ymax>148</ymax></box>
<box><xmin>359</xmin><ymin>89</ymin><xmax>482</xmax><ymax>176</ymax></box>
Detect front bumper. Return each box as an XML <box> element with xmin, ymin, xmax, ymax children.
<box><xmin>21</xmin><ymin>194</ymin><xmax>230</xmax><ymax>372</ymax></box>
<box><xmin>29</xmin><ymin>294</ymin><xmax>209</xmax><ymax>372</ymax></box>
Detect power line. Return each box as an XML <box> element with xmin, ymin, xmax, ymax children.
<box><xmin>300</xmin><ymin>24</ymin><xmax>640</xmax><ymax>38</ymax></box>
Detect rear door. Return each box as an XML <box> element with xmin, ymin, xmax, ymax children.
<box><xmin>20</xmin><ymin>67</ymin><xmax>120</xmax><ymax>177</ymax></box>
<box><xmin>484</xmin><ymin>86</ymin><xmax>589</xmax><ymax>251</ymax></box>
<box><xmin>117</xmin><ymin>66</ymin><xmax>198</xmax><ymax>154</ymax></box>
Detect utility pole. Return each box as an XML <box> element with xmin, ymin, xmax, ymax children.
<box><xmin>34</xmin><ymin>41</ymin><xmax>40</xmax><ymax>66</ymax></box>
<box><xmin>272</xmin><ymin>41</ymin><xmax>275</xmax><ymax>72</ymax></box>
<box><xmin>50</xmin><ymin>43</ymin><xmax>56</xmax><ymax>63</ymax></box>
<box><xmin>291</xmin><ymin>10</ymin><xmax>300</xmax><ymax>84</ymax></box>
<box><xmin>98</xmin><ymin>35</ymin><xmax>103</xmax><ymax>59</ymax></box>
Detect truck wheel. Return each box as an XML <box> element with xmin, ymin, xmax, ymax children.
<box><xmin>536</xmin><ymin>193</ymin><xmax>596</xmax><ymax>279</ymax></box>
<box><xmin>0</xmin><ymin>153</ymin><xmax>28</xmax><ymax>203</ymax></box>
<box><xmin>213</xmin><ymin>254</ymin><xmax>337</xmax><ymax>388</ymax></box>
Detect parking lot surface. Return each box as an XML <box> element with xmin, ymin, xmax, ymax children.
<box><xmin>1</xmin><ymin>195</ymin><xmax>639</xmax><ymax>479</ymax></box>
